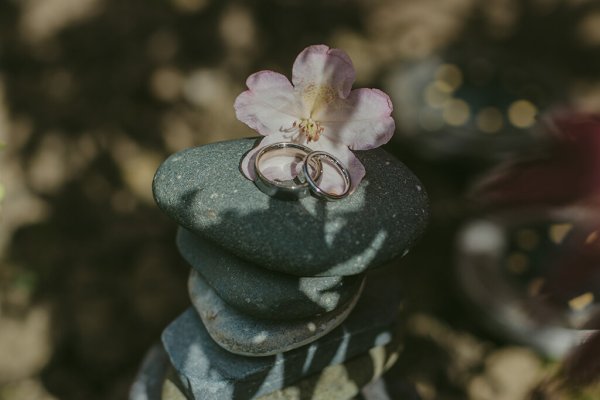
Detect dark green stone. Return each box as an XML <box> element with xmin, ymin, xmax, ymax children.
<box><xmin>177</xmin><ymin>227</ymin><xmax>365</xmax><ymax>320</ymax></box>
<box><xmin>153</xmin><ymin>138</ymin><xmax>428</xmax><ymax>276</ymax></box>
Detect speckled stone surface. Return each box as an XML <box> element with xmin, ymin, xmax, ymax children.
<box><xmin>159</xmin><ymin>341</ymin><xmax>401</xmax><ymax>400</ymax></box>
<box><xmin>153</xmin><ymin>138</ymin><xmax>429</xmax><ymax>276</ymax></box>
<box><xmin>161</xmin><ymin>268</ymin><xmax>403</xmax><ymax>399</ymax></box>
<box><xmin>188</xmin><ymin>269</ymin><xmax>363</xmax><ymax>356</ymax></box>
<box><xmin>178</xmin><ymin>228</ymin><xmax>365</xmax><ymax>320</ymax></box>
<box><xmin>256</xmin><ymin>342</ymin><xmax>401</xmax><ymax>400</ymax></box>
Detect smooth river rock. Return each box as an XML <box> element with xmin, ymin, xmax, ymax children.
<box><xmin>256</xmin><ymin>341</ymin><xmax>401</xmax><ymax>400</ymax></box>
<box><xmin>129</xmin><ymin>344</ymin><xmax>169</xmax><ymax>400</ymax></box>
<box><xmin>160</xmin><ymin>341</ymin><xmax>402</xmax><ymax>400</ymax></box>
<box><xmin>188</xmin><ymin>269</ymin><xmax>363</xmax><ymax>356</ymax></box>
<box><xmin>153</xmin><ymin>138</ymin><xmax>429</xmax><ymax>276</ymax></box>
<box><xmin>177</xmin><ymin>228</ymin><xmax>366</xmax><ymax>320</ymax></box>
<box><xmin>162</xmin><ymin>268</ymin><xmax>404</xmax><ymax>399</ymax></box>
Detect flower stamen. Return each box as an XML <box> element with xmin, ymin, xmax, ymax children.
<box><xmin>296</xmin><ymin>118</ymin><xmax>324</xmax><ymax>142</ymax></box>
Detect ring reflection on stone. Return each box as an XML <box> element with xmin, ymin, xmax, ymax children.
<box><xmin>253</xmin><ymin>142</ymin><xmax>323</xmax><ymax>200</ymax></box>
<box><xmin>302</xmin><ymin>151</ymin><xmax>351</xmax><ymax>201</ymax></box>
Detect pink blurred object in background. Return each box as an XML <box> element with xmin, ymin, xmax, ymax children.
<box><xmin>472</xmin><ymin>112</ymin><xmax>600</xmax><ymax>209</ymax></box>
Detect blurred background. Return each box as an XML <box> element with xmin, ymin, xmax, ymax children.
<box><xmin>1</xmin><ymin>0</ymin><xmax>600</xmax><ymax>399</ymax></box>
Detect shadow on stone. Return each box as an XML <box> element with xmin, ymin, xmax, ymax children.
<box><xmin>153</xmin><ymin>138</ymin><xmax>429</xmax><ymax>277</ymax></box>
<box><xmin>177</xmin><ymin>227</ymin><xmax>365</xmax><ymax>320</ymax></box>
<box><xmin>162</xmin><ymin>268</ymin><xmax>403</xmax><ymax>399</ymax></box>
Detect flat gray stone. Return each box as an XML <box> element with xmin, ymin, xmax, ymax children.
<box><xmin>257</xmin><ymin>341</ymin><xmax>401</xmax><ymax>400</ymax></box>
<box><xmin>178</xmin><ymin>228</ymin><xmax>365</xmax><ymax>320</ymax></box>
<box><xmin>160</xmin><ymin>341</ymin><xmax>402</xmax><ymax>400</ymax></box>
<box><xmin>129</xmin><ymin>344</ymin><xmax>170</xmax><ymax>400</ymax></box>
<box><xmin>161</xmin><ymin>268</ymin><xmax>403</xmax><ymax>399</ymax></box>
<box><xmin>188</xmin><ymin>269</ymin><xmax>363</xmax><ymax>356</ymax></box>
<box><xmin>153</xmin><ymin>138</ymin><xmax>428</xmax><ymax>276</ymax></box>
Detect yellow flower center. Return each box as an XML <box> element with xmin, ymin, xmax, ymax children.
<box><xmin>293</xmin><ymin>118</ymin><xmax>324</xmax><ymax>142</ymax></box>
<box><xmin>291</xmin><ymin>84</ymin><xmax>335</xmax><ymax>142</ymax></box>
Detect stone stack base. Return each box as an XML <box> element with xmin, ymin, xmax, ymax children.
<box><xmin>130</xmin><ymin>270</ymin><xmax>413</xmax><ymax>400</ymax></box>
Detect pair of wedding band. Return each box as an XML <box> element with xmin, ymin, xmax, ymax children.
<box><xmin>253</xmin><ymin>142</ymin><xmax>351</xmax><ymax>201</ymax></box>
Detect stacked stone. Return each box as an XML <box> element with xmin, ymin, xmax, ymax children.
<box><xmin>130</xmin><ymin>138</ymin><xmax>429</xmax><ymax>400</ymax></box>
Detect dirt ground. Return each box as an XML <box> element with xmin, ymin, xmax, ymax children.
<box><xmin>1</xmin><ymin>0</ymin><xmax>599</xmax><ymax>399</ymax></box>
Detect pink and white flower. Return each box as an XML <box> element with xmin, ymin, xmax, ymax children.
<box><xmin>234</xmin><ymin>44</ymin><xmax>395</xmax><ymax>194</ymax></box>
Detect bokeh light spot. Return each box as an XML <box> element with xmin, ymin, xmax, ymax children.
<box><xmin>578</xmin><ymin>11</ymin><xmax>600</xmax><ymax>47</ymax></box>
<box><xmin>150</xmin><ymin>67</ymin><xmax>183</xmax><ymax>102</ymax></box>
<box><xmin>220</xmin><ymin>5</ymin><xmax>257</xmax><ymax>51</ymax></box>
<box><xmin>435</xmin><ymin>64</ymin><xmax>463</xmax><ymax>92</ymax></box>
<box><xmin>182</xmin><ymin>69</ymin><xmax>231</xmax><ymax>109</ymax></box>
<box><xmin>443</xmin><ymin>99</ymin><xmax>470</xmax><ymax>126</ymax></box>
<box><xmin>507</xmin><ymin>99</ymin><xmax>537</xmax><ymax>128</ymax></box>
<box><xmin>549</xmin><ymin>223</ymin><xmax>573</xmax><ymax>244</ymax></box>
<box><xmin>170</xmin><ymin>0</ymin><xmax>209</xmax><ymax>13</ymax></box>
<box><xmin>568</xmin><ymin>292</ymin><xmax>594</xmax><ymax>311</ymax></box>
<box><xmin>424</xmin><ymin>83</ymin><xmax>450</xmax><ymax>108</ymax></box>
<box><xmin>585</xmin><ymin>231</ymin><xmax>599</xmax><ymax>244</ymax></box>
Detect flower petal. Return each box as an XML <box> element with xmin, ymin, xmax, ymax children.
<box><xmin>310</xmin><ymin>137</ymin><xmax>366</xmax><ymax>195</ymax></box>
<box><xmin>292</xmin><ymin>45</ymin><xmax>356</xmax><ymax>100</ymax></box>
<box><xmin>234</xmin><ymin>71</ymin><xmax>300</xmax><ymax>136</ymax></box>
<box><xmin>318</xmin><ymin>88</ymin><xmax>395</xmax><ymax>150</ymax></box>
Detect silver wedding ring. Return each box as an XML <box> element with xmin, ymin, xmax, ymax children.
<box><xmin>302</xmin><ymin>151</ymin><xmax>352</xmax><ymax>201</ymax></box>
<box><xmin>254</xmin><ymin>142</ymin><xmax>352</xmax><ymax>201</ymax></box>
<box><xmin>254</xmin><ymin>142</ymin><xmax>323</xmax><ymax>200</ymax></box>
